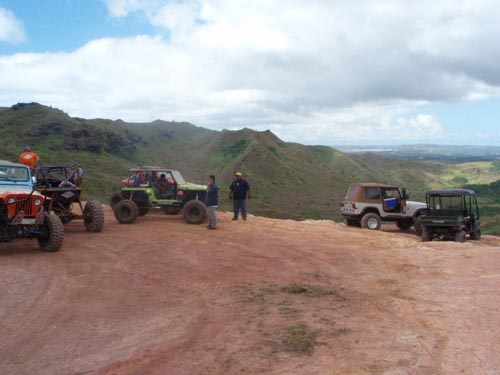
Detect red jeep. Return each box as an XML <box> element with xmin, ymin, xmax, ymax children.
<box><xmin>0</xmin><ymin>160</ymin><xmax>64</xmax><ymax>252</ymax></box>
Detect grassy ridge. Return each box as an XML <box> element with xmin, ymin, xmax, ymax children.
<box><xmin>0</xmin><ymin>103</ymin><xmax>499</xmax><ymax>233</ymax></box>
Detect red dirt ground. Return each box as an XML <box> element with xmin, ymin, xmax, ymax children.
<box><xmin>1</xmin><ymin>206</ymin><xmax>500</xmax><ymax>375</ymax></box>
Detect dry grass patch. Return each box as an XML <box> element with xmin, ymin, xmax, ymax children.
<box><xmin>283</xmin><ymin>323</ymin><xmax>318</xmax><ymax>354</ymax></box>
<box><xmin>281</xmin><ymin>283</ymin><xmax>332</xmax><ymax>297</ymax></box>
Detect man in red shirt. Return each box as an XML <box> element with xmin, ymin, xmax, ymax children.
<box><xmin>19</xmin><ymin>147</ymin><xmax>40</xmax><ymax>172</ymax></box>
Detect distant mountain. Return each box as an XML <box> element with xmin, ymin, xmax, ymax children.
<box><xmin>338</xmin><ymin>144</ymin><xmax>500</xmax><ymax>163</ymax></box>
<box><xmin>1</xmin><ymin>103</ymin><xmax>499</xmax><ymax>229</ymax></box>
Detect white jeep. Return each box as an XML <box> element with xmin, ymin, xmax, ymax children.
<box><xmin>340</xmin><ymin>183</ymin><xmax>427</xmax><ymax>233</ymax></box>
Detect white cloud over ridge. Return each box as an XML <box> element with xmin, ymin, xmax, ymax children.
<box><xmin>2</xmin><ymin>1</ymin><xmax>500</xmax><ymax>144</ymax></box>
<box><xmin>0</xmin><ymin>7</ymin><xmax>26</xmax><ymax>43</ymax></box>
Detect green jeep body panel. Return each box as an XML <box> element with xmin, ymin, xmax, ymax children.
<box><xmin>115</xmin><ymin>166</ymin><xmax>207</xmax><ymax>208</ymax></box>
<box><xmin>420</xmin><ymin>189</ymin><xmax>481</xmax><ymax>242</ymax></box>
<box><xmin>111</xmin><ymin>166</ymin><xmax>209</xmax><ymax>225</ymax></box>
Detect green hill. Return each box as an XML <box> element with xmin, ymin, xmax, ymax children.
<box><xmin>1</xmin><ymin>102</ymin><xmax>499</xmax><ymax>232</ymax></box>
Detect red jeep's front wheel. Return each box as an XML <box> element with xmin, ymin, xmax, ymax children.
<box><xmin>38</xmin><ymin>214</ymin><xmax>64</xmax><ymax>252</ymax></box>
<box><xmin>84</xmin><ymin>200</ymin><xmax>105</xmax><ymax>232</ymax></box>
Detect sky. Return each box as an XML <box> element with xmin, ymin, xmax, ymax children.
<box><xmin>0</xmin><ymin>0</ymin><xmax>499</xmax><ymax>146</ymax></box>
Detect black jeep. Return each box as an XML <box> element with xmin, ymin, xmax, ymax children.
<box><xmin>420</xmin><ymin>189</ymin><xmax>481</xmax><ymax>243</ymax></box>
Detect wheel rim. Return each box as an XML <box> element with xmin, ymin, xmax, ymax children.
<box><xmin>189</xmin><ymin>207</ymin><xmax>200</xmax><ymax>217</ymax></box>
<box><xmin>121</xmin><ymin>206</ymin><xmax>131</xmax><ymax>219</ymax></box>
<box><xmin>367</xmin><ymin>217</ymin><xmax>379</xmax><ymax>229</ymax></box>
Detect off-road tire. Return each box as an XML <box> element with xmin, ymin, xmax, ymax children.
<box><xmin>84</xmin><ymin>200</ymin><xmax>104</xmax><ymax>233</ymax></box>
<box><xmin>114</xmin><ymin>200</ymin><xmax>139</xmax><ymax>224</ymax></box>
<box><xmin>110</xmin><ymin>193</ymin><xmax>122</xmax><ymax>209</ymax></box>
<box><xmin>138</xmin><ymin>207</ymin><xmax>150</xmax><ymax>216</ymax></box>
<box><xmin>361</xmin><ymin>213</ymin><xmax>382</xmax><ymax>230</ymax></box>
<box><xmin>414</xmin><ymin>216</ymin><xmax>423</xmax><ymax>236</ymax></box>
<box><xmin>470</xmin><ymin>228</ymin><xmax>482</xmax><ymax>241</ymax></box>
<box><xmin>345</xmin><ymin>218</ymin><xmax>355</xmax><ymax>227</ymax></box>
<box><xmin>182</xmin><ymin>200</ymin><xmax>207</xmax><ymax>225</ymax></box>
<box><xmin>454</xmin><ymin>230</ymin><xmax>466</xmax><ymax>243</ymax></box>
<box><xmin>38</xmin><ymin>214</ymin><xmax>64</xmax><ymax>252</ymax></box>
<box><xmin>421</xmin><ymin>229</ymin><xmax>431</xmax><ymax>242</ymax></box>
<box><xmin>396</xmin><ymin>220</ymin><xmax>413</xmax><ymax>231</ymax></box>
<box><xmin>165</xmin><ymin>207</ymin><xmax>181</xmax><ymax>215</ymax></box>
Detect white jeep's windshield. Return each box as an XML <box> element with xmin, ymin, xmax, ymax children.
<box><xmin>0</xmin><ymin>166</ymin><xmax>30</xmax><ymax>182</ymax></box>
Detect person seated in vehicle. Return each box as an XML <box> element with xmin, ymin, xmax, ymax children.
<box><xmin>155</xmin><ymin>174</ymin><xmax>170</xmax><ymax>197</ymax></box>
<box><xmin>68</xmin><ymin>165</ymin><xmax>84</xmax><ymax>187</ymax></box>
<box><xmin>133</xmin><ymin>172</ymin><xmax>145</xmax><ymax>187</ymax></box>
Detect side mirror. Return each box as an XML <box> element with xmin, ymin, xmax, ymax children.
<box><xmin>32</xmin><ymin>176</ymin><xmax>37</xmax><ymax>184</ymax></box>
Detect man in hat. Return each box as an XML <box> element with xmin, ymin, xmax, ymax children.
<box><xmin>206</xmin><ymin>175</ymin><xmax>219</xmax><ymax>230</ymax></box>
<box><xmin>229</xmin><ymin>172</ymin><xmax>251</xmax><ymax>221</ymax></box>
<box><xmin>19</xmin><ymin>146</ymin><xmax>40</xmax><ymax>172</ymax></box>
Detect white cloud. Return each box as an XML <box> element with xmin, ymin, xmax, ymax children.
<box><xmin>0</xmin><ymin>7</ymin><xmax>26</xmax><ymax>43</ymax></box>
<box><xmin>1</xmin><ymin>1</ymin><xmax>500</xmax><ymax>144</ymax></box>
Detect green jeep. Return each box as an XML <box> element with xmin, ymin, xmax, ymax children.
<box><xmin>420</xmin><ymin>189</ymin><xmax>481</xmax><ymax>243</ymax></box>
<box><xmin>110</xmin><ymin>166</ymin><xmax>207</xmax><ymax>225</ymax></box>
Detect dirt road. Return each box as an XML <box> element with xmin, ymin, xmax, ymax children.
<box><xmin>1</xmin><ymin>207</ymin><xmax>500</xmax><ymax>375</ymax></box>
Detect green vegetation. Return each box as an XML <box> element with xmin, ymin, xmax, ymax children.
<box><xmin>464</xmin><ymin>180</ymin><xmax>500</xmax><ymax>235</ymax></box>
<box><xmin>281</xmin><ymin>283</ymin><xmax>332</xmax><ymax>297</ymax></box>
<box><xmin>0</xmin><ymin>102</ymin><xmax>499</xmax><ymax>234</ymax></box>
<box><xmin>283</xmin><ymin>324</ymin><xmax>318</xmax><ymax>354</ymax></box>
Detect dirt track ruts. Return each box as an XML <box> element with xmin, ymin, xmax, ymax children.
<box><xmin>1</xmin><ymin>206</ymin><xmax>500</xmax><ymax>374</ymax></box>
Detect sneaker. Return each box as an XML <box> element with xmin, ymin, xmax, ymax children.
<box><xmin>232</xmin><ymin>218</ymin><xmax>238</xmax><ymax>221</ymax></box>
<box><xmin>242</xmin><ymin>217</ymin><xmax>247</xmax><ymax>221</ymax></box>
<box><xmin>207</xmin><ymin>226</ymin><xmax>217</xmax><ymax>230</ymax></box>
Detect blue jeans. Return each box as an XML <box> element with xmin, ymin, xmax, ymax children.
<box><xmin>208</xmin><ymin>206</ymin><xmax>217</xmax><ymax>228</ymax></box>
<box><xmin>233</xmin><ymin>199</ymin><xmax>247</xmax><ymax>219</ymax></box>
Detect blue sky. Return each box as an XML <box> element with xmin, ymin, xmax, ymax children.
<box><xmin>0</xmin><ymin>0</ymin><xmax>499</xmax><ymax>146</ymax></box>
<box><xmin>0</xmin><ymin>0</ymin><xmax>156</xmax><ymax>53</ymax></box>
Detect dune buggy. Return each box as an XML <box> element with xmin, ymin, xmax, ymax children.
<box><xmin>35</xmin><ymin>165</ymin><xmax>104</xmax><ymax>232</ymax></box>
<box><xmin>0</xmin><ymin>160</ymin><xmax>63</xmax><ymax>252</ymax></box>
<box><xmin>110</xmin><ymin>166</ymin><xmax>207</xmax><ymax>225</ymax></box>
<box><xmin>420</xmin><ymin>189</ymin><xmax>481</xmax><ymax>243</ymax></box>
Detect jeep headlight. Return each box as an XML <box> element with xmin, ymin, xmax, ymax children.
<box><xmin>34</xmin><ymin>199</ymin><xmax>42</xmax><ymax>206</ymax></box>
<box><xmin>7</xmin><ymin>198</ymin><xmax>15</xmax><ymax>204</ymax></box>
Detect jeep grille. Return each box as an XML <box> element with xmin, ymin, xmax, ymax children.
<box><xmin>7</xmin><ymin>195</ymin><xmax>39</xmax><ymax>217</ymax></box>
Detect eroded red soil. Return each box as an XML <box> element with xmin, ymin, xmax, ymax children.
<box><xmin>1</xmin><ymin>207</ymin><xmax>500</xmax><ymax>374</ymax></box>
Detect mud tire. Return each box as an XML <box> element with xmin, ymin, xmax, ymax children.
<box><xmin>421</xmin><ymin>229</ymin><xmax>431</xmax><ymax>242</ymax></box>
<box><xmin>183</xmin><ymin>200</ymin><xmax>207</xmax><ymax>225</ymax></box>
<box><xmin>345</xmin><ymin>218</ymin><xmax>355</xmax><ymax>227</ymax></box>
<box><xmin>110</xmin><ymin>193</ymin><xmax>122</xmax><ymax>209</ymax></box>
<box><xmin>114</xmin><ymin>200</ymin><xmax>139</xmax><ymax>224</ymax></box>
<box><xmin>470</xmin><ymin>228</ymin><xmax>482</xmax><ymax>241</ymax></box>
<box><xmin>84</xmin><ymin>200</ymin><xmax>104</xmax><ymax>233</ymax></box>
<box><xmin>361</xmin><ymin>213</ymin><xmax>382</xmax><ymax>230</ymax></box>
<box><xmin>454</xmin><ymin>230</ymin><xmax>466</xmax><ymax>243</ymax></box>
<box><xmin>396</xmin><ymin>220</ymin><xmax>413</xmax><ymax>231</ymax></box>
<box><xmin>38</xmin><ymin>214</ymin><xmax>64</xmax><ymax>252</ymax></box>
<box><xmin>345</xmin><ymin>218</ymin><xmax>360</xmax><ymax>227</ymax></box>
<box><xmin>414</xmin><ymin>216</ymin><xmax>423</xmax><ymax>235</ymax></box>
